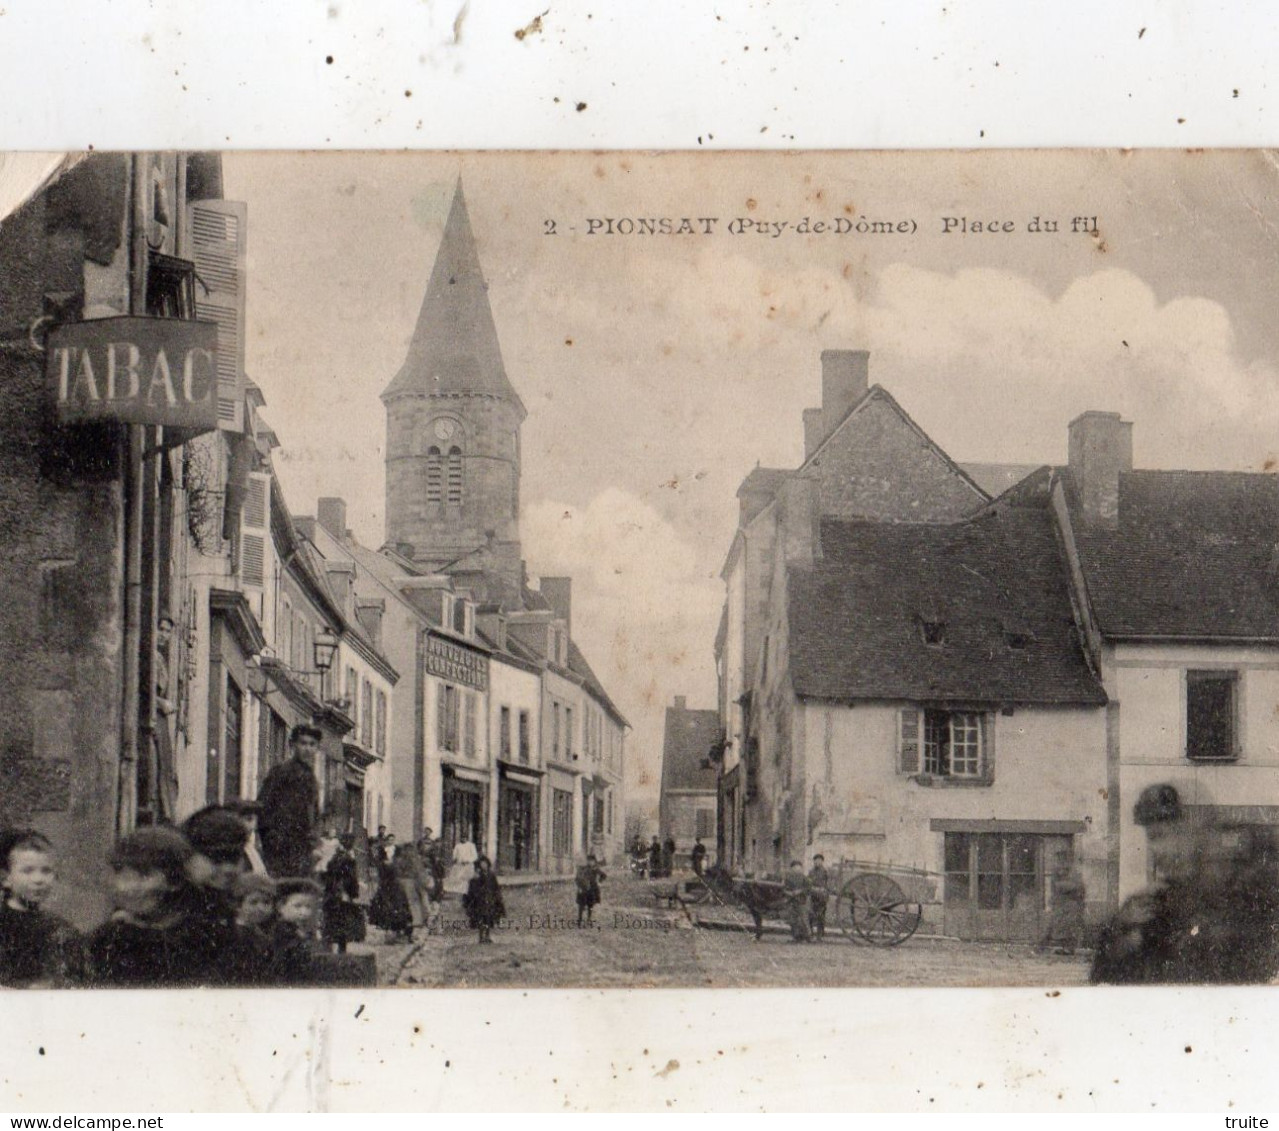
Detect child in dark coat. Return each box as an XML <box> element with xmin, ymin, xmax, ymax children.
<box><xmin>462</xmin><ymin>856</ymin><xmax>505</xmax><ymax>944</ymax></box>
<box><xmin>0</xmin><ymin>829</ymin><xmax>83</xmax><ymax>987</ymax></box>
<box><xmin>86</xmin><ymin>827</ymin><xmax>227</xmax><ymax>987</ymax></box>
<box><xmin>575</xmin><ymin>854</ymin><xmax>606</xmax><ymax>927</ymax></box>
<box><xmin>322</xmin><ymin>835</ymin><xmax>364</xmax><ymax>954</ymax></box>
<box><xmin>269</xmin><ymin>878</ymin><xmax>321</xmax><ymax>985</ymax></box>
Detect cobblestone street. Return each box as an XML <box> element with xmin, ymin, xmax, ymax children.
<box><xmin>365</xmin><ymin>874</ymin><xmax>1091</xmax><ymax>988</ymax></box>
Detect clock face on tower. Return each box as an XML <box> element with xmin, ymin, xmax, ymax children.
<box><xmin>433</xmin><ymin>418</ymin><xmax>457</xmax><ymax>442</ymax></box>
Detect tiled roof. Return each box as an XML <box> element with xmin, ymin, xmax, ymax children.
<box><xmin>568</xmin><ymin>640</ymin><xmax>629</xmax><ymax>728</ymax></box>
<box><xmin>661</xmin><ymin>706</ymin><xmax>721</xmax><ymax>793</ymax></box>
<box><xmin>787</xmin><ymin>507</ymin><xmax>1107</xmax><ymax>705</ymax></box>
<box><xmin>1066</xmin><ymin>470</ymin><xmax>1279</xmax><ymax>639</ymax></box>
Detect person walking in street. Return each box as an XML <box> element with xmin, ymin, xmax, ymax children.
<box><xmin>462</xmin><ymin>856</ymin><xmax>505</xmax><ymax>944</ymax></box>
<box><xmin>257</xmin><ymin>724</ymin><xmax>321</xmax><ymax>878</ymax></box>
<box><xmin>807</xmin><ymin>854</ymin><xmax>830</xmax><ymax>940</ymax></box>
<box><xmin>662</xmin><ymin>834</ymin><xmax>676</xmax><ymax>878</ymax></box>
<box><xmin>648</xmin><ymin>836</ymin><xmax>663</xmax><ymax>880</ymax></box>
<box><xmin>575</xmin><ymin>853</ymin><xmax>606</xmax><ymax>927</ymax></box>
<box><xmin>391</xmin><ymin>841</ymin><xmax>429</xmax><ymax>936</ymax></box>
<box><xmin>368</xmin><ymin>848</ymin><xmax>413</xmax><ymax>944</ymax></box>
<box><xmin>691</xmin><ymin>837</ymin><xmax>707</xmax><ymax>877</ymax></box>
<box><xmin>322</xmin><ymin>834</ymin><xmax>365</xmax><ymax>955</ymax></box>
<box><xmin>784</xmin><ymin>859</ymin><xmax>812</xmax><ymax>943</ymax></box>
<box><xmin>1037</xmin><ymin>855</ymin><xmax>1086</xmax><ymax>956</ymax></box>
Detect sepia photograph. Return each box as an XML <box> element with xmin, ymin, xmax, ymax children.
<box><xmin>2</xmin><ymin>148</ymin><xmax>1279</xmax><ymax>996</ymax></box>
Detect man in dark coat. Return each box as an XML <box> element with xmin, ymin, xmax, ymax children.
<box><xmin>648</xmin><ymin>836</ymin><xmax>663</xmax><ymax>880</ymax></box>
<box><xmin>691</xmin><ymin>838</ymin><xmax>707</xmax><ymax>876</ymax></box>
<box><xmin>1091</xmin><ymin>783</ymin><xmax>1279</xmax><ymax>984</ymax></box>
<box><xmin>257</xmin><ymin>724</ymin><xmax>321</xmax><ymax>877</ymax></box>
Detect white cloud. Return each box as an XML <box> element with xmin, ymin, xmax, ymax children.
<box><xmin>522</xmin><ymin>489</ymin><xmax>722</xmax><ymax>801</ymax></box>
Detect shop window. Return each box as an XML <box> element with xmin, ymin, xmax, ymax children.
<box><xmin>1186</xmin><ymin>670</ymin><xmax>1239</xmax><ymax>762</ymax></box>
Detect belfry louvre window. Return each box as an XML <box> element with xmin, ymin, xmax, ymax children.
<box><xmin>425</xmin><ymin>448</ymin><xmax>443</xmax><ymax>503</ymax></box>
<box><xmin>1186</xmin><ymin>670</ymin><xmax>1239</xmax><ymax>762</ymax></box>
<box><xmin>446</xmin><ymin>447</ymin><xmax>463</xmax><ymax>505</ymax></box>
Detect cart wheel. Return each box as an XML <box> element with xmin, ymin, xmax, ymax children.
<box><xmin>841</xmin><ymin>873</ymin><xmax>922</xmax><ymax>947</ymax></box>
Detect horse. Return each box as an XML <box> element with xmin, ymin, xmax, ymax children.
<box><xmin>697</xmin><ymin>865</ymin><xmax>798</xmax><ymax>940</ymax></box>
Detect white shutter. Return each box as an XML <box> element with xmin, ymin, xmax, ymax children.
<box><xmin>189</xmin><ymin>200</ymin><xmax>247</xmax><ymax>432</ymax></box>
<box><xmin>240</xmin><ymin>472</ymin><xmax>270</xmax><ymax>594</ymax></box>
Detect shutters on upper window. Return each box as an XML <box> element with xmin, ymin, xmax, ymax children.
<box><xmin>898</xmin><ymin>707</ymin><xmax>921</xmax><ymax>774</ymax></box>
<box><xmin>240</xmin><ymin>472</ymin><xmax>270</xmax><ymax>592</ymax></box>
<box><xmin>188</xmin><ymin>200</ymin><xmax>247</xmax><ymax>432</ymax></box>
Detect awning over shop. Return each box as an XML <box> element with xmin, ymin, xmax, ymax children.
<box><xmin>443</xmin><ymin>763</ymin><xmax>490</xmax><ymax>785</ymax></box>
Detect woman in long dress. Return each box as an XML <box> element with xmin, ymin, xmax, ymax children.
<box><xmin>444</xmin><ymin>838</ymin><xmax>479</xmax><ymax>896</ymax></box>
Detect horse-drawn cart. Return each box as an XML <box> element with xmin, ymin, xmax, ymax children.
<box><xmin>683</xmin><ymin>858</ymin><xmax>936</xmax><ymax>946</ymax></box>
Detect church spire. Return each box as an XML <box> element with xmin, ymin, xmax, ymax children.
<box><xmin>381</xmin><ymin>179</ymin><xmax>526</xmax><ymax>418</ymax></box>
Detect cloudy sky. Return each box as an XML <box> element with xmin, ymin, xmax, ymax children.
<box><xmin>223</xmin><ymin>150</ymin><xmax>1279</xmax><ymax>811</ymax></box>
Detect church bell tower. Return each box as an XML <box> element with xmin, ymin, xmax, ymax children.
<box><xmin>382</xmin><ymin>180</ymin><xmax>526</xmax><ymax>601</ymax></box>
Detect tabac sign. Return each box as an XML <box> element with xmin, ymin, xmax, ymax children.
<box><xmin>48</xmin><ymin>317</ymin><xmax>220</xmax><ymax>431</ymax></box>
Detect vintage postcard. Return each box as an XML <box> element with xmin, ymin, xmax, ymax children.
<box><xmin>2</xmin><ymin>150</ymin><xmax>1278</xmax><ymax>1005</ymax></box>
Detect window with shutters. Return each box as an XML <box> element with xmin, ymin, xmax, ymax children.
<box><xmin>426</xmin><ymin>447</ymin><xmax>443</xmax><ymax>504</ymax></box>
<box><xmin>518</xmin><ymin>709</ymin><xmax>531</xmax><ymax>764</ymax></box>
<box><xmin>464</xmin><ymin>691</ymin><xmax>478</xmax><ymax>759</ymax></box>
<box><xmin>375</xmin><ymin>690</ymin><xmax>387</xmax><ymax>756</ymax></box>
<box><xmin>499</xmin><ymin>706</ymin><xmax>512</xmax><ymax>760</ymax></box>
<box><xmin>189</xmin><ymin>200</ymin><xmax>247</xmax><ymax>432</ymax></box>
<box><xmin>695</xmin><ymin>808</ymin><xmax>715</xmax><ymax>839</ymax></box>
<box><xmin>437</xmin><ymin>684</ymin><xmax>460</xmax><ymax>754</ymax></box>
<box><xmin>345</xmin><ymin>666</ymin><xmax>358</xmax><ymax>716</ymax></box>
<box><xmin>552</xmin><ymin>701</ymin><xmax>561</xmax><ymax>760</ymax></box>
<box><xmin>565</xmin><ymin>706</ymin><xmax>574</xmax><ymax>760</ymax></box>
<box><xmin>446</xmin><ymin>447</ymin><xmax>463</xmax><ymax>505</ymax></box>
<box><xmin>239</xmin><ymin>472</ymin><xmax>270</xmax><ymax>591</ymax></box>
<box><xmin>1186</xmin><ymin>670</ymin><xmax>1239</xmax><ymax>762</ymax></box>
<box><xmin>361</xmin><ymin>679</ymin><xmax>373</xmax><ymax>747</ymax></box>
<box><xmin>900</xmin><ymin>707</ymin><xmax>990</xmax><ymax>782</ymax></box>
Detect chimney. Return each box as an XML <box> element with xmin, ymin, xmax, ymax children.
<box><xmin>779</xmin><ymin>476</ymin><xmax>822</xmax><ymax>568</ymax></box>
<box><xmin>802</xmin><ymin>407</ymin><xmax>824</xmax><ymax>460</ymax></box>
<box><xmin>356</xmin><ymin>597</ymin><xmax>385</xmax><ymax>650</ymax></box>
<box><xmin>1068</xmin><ymin>411</ymin><xmax>1133</xmax><ymax>526</ymax></box>
<box><xmin>821</xmin><ymin>349</ymin><xmax>870</xmax><ymax>439</ymax></box>
<box><xmin>541</xmin><ymin>577</ymin><xmax>572</xmax><ymax>637</ymax></box>
<box><xmin>674</xmin><ymin>695</ymin><xmax>687</xmax><ymax>711</ymax></box>
<box><xmin>317</xmin><ymin>497</ymin><xmax>347</xmax><ymax>540</ymax></box>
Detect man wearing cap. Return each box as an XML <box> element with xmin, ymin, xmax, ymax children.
<box><xmin>1091</xmin><ymin>783</ymin><xmax>1279</xmax><ymax>984</ymax></box>
<box><xmin>257</xmin><ymin>724</ymin><xmax>322</xmax><ymax>878</ymax></box>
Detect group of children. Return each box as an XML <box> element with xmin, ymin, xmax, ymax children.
<box><xmin>0</xmin><ymin>809</ymin><xmax>358</xmax><ymax>988</ymax></box>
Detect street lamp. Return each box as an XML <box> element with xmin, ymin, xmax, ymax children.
<box><xmin>313</xmin><ymin>626</ymin><xmax>339</xmax><ymax>675</ymax></box>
